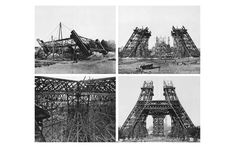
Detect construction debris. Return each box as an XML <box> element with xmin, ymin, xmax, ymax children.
<box><xmin>139</xmin><ymin>63</ymin><xmax>154</xmax><ymax>69</ymax></box>
<box><xmin>136</xmin><ymin>64</ymin><xmax>160</xmax><ymax>73</ymax></box>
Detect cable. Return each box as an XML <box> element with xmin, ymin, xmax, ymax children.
<box><xmin>44</xmin><ymin>24</ymin><xmax>59</xmax><ymax>41</ymax></box>
<box><xmin>62</xmin><ymin>23</ymin><xmax>73</xmax><ymax>32</ymax></box>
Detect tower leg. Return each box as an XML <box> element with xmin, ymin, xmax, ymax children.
<box><xmin>170</xmin><ymin>116</ymin><xmax>181</xmax><ymax>138</ymax></box>
<box><xmin>170</xmin><ymin>116</ymin><xmax>186</xmax><ymax>139</ymax></box>
<box><xmin>133</xmin><ymin>115</ymin><xmax>148</xmax><ymax>138</ymax></box>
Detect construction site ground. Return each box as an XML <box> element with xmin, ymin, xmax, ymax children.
<box><xmin>118</xmin><ymin>57</ymin><xmax>200</xmax><ymax>74</ymax></box>
<box><xmin>35</xmin><ymin>53</ymin><xmax>115</xmax><ymax>74</ymax></box>
<box><xmin>119</xmin><ymin>135</ymin><xmax>198</xmax><ymax>142</ymax></box>
<box><xmin>119</xmin><ymin>135</ymin><xmax>200</xmax><ymax>142</ymax></box>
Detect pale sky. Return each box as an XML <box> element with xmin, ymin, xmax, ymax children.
<box><xmin>119</xmin><ymin>6</ymin><xmax>200</xmax><ymax>48</ymax></box>
<box><xmin>118</xmin><ymin>76</ymin><xmax>200</xmax><ymax>128</ymax></box>
<box><xmin>35</xmin><ymin>6</ymin><xmax>115</xmax><ymax>46</ymax></box>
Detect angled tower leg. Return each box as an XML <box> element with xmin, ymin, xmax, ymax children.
<box><xmin>171</xmin><ymin>26</ymin><xmax>200</xmax><ymax>58</ymax></box>
<box><xmin>170</xmin><ymin>115</ymin><xmax>183</xmax><ymax>138</ymax></box>
<box><xmin>121</xmin><ymin>27</ymin><xmax>151</xmax><ymax>57</ymax></box>
<box><xmin>163</xmin><ymin>80</ymin><xmax>195</xmax><ymax>138</ymax></box>
<box><xmin>121</xmin><ymin>81</ymin><xmax>154</xmax><ymax>138</ymax></box>
<box><xmin>133</xmin><ymin>114</ymin><xmax>148</xmax><ymax>138</ymax></box>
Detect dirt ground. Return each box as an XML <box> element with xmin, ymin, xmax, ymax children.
<box><xmin>35</xmin><ymin>58</ymin><xmax>115</xmax><ymax>74</ymax></box>
<box><xmin>118</xmin><ymin>57</ymin><xmax>200</xmax><ymax>74</ymax></box>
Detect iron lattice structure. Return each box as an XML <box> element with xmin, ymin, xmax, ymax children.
<box><xmin>171</xmin><ymin>26</ymin><xmax>200</xmax><ymax>58</ymax></box>
<box><xmin>120</xmin><ymin>81</ymin><xmax>196</xmax><ymax>139</ymax></box>
<box><xmin>121</xmin><ymin>27</ymin><xmax>151</xmax><ymax>57</ymax></box>
<box><xmin>35</xmin><ymin>76</ymin><xmax>115</xmax><ymax>142</ymax></box>
<box><xmin>37</xmin><ymin>24</ymin><xmax>108</xmax><ymax>60</ymax></box>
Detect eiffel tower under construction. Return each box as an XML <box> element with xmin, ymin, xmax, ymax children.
<box><xmin>120</xmin><ymin>81</ymin><xmax>199</xmax><ymax>140</ymax></box>
<box><xmin>121</xmin><ymin>27</ymin><xmax>151</xmax><ymax>57</ymax></box>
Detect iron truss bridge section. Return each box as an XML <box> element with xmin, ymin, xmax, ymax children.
<box><xmin>120</xmin><ymin>81</ymin><xmax>199</xmax><ymax>140</ymax></box>
<box><xmin>35</xmin><ymin>76</ymin><xmax>116</xmax><ymax>142</ymax></box>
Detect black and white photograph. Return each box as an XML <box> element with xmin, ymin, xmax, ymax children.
<box><xmin>118</xmin><ymin>6</ymin><xmax>200</xmax><ymax>74</ymax></box>
<box><xmin>35</xmin><ymin>75</ymin><xmax>116</xmax><ymax>142</ymax></box>
<box><xmin>118</xmin><ymin>76</ymin><xmax>200</xmax><ymax>142</ymax></box>
<box><xmin>3</xmin><ymin>0</ymin><xmax>235</xmax><ymax>147</ymax></box>
<box><xmin>35</xmin><ymin>6</ymin><xmax>116</xmax><ymax>74</ymax></box>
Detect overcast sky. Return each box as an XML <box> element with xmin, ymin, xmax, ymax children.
<box><xmin>35</xmin><ymin>6</ymin><xmax>115</xmax><ymax>45</ymax></box>
<box><xmin>119</xmin><ymin>6</ymin><xmax>200</xmax><ymax>48</ymax></box>
<box><xmin>118</xmin><ymin>76</ymin><xmax>200</xmax><ymax>128</ymax></box>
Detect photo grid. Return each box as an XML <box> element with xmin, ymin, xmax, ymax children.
<box><xmin>35</xmin><ymin>6</ymin><xmax>200</xmax><ymax>142</ymax></box>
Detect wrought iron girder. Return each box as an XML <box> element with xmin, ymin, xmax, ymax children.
<box><xmin>35</xmin><ymin>76</ymin><xmax>116</xmax><ymax>142</ymax></box>
<box><xmin>43</xmin><ymin>34</ymin><xmax>92</xmax><ymax>47</ymax></box>
<box><xmin>137</xmin><ymin>100</ymin><xmax>180</xmax><ymax>110</ymax></box>
<box><xmin>35</xmin><ymin>76</ymin><xmax>115</xmax><ymax>94</ymax></box>
<box><xmin>44</xmin><ymin>38</ymin><xmax>76</xmax><ymax>48</ymax></box>
<box><xmin>35</xmin><ymin>76</ymin><xmax>116</xmax><ymax>113</ymax></box>
<box><xmin>35</xmin><ymin>76</ymin><xmax>78</xmax><ymax>93</ymax></box>
<box><xmin>77</xmin><ymin>77</ymin><xmax>116</xmax><ymax>94</ymax></box>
